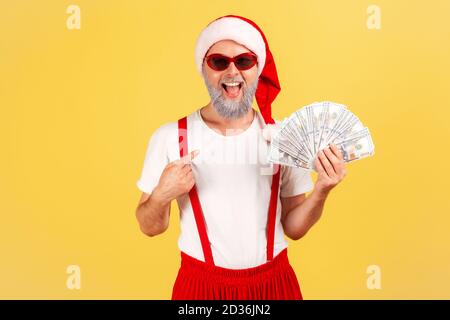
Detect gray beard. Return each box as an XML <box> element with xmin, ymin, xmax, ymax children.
<box><xmin>202</xmin><ymin>67</ymin><xmax>258</xmax><ymax>120</ymax></box>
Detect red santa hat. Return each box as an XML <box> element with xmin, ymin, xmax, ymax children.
<box><xmin>195</xmin><ymin>15</ymin><xmax>281</xmax><ymax>126</ymax></box>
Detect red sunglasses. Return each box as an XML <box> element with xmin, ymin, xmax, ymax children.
<box><xmin>205</xmin><ymin>52</ymin><xmax>258</xmax><ymax>71</ymax></box>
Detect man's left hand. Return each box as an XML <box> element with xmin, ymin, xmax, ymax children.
<box><xmin>314</xmin><ymin>143</ymin><xmax>347</xmax><ymax>195</ymax></box>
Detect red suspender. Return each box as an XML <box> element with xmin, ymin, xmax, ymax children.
<box><xmin>266</xmin><ymin>164</ymin><xmax>281</xmax><ymax>261</ymax></box>
<box><xmin>177</xmin><ymin>116</ymin><xmax>281</xmax><ymax>265</ymax></box>
<box><xmin>178</xmin><ymin>117</ymin><xmax>214</xmax><ymax>265</ymax></box>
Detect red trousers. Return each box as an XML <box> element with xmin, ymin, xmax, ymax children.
<box><xmin>171</xmin><ymin>248</ymin><xmax>303</xmax><ymax>300</ymax></box>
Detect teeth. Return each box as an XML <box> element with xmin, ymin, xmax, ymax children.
<box><xmin>223</xmin><ymin>82</ymin><xmax>240</xmax><ymax>87</ymax></box>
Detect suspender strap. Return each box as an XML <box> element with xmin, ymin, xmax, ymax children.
<box><xmin>266</xmin><ymin>164</ymin><xmax>281</xmax><ymax>261</ymax></box>
<box><xmin>178</xmin><ymin>117</ymin><xmax>215</xmax><ymax>265</ymax></box>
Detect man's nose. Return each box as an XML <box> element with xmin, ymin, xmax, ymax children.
<box><xmin>224</xmin><ymin>61</ymin><xmax>240</xmax><ymax>76</ymax></box>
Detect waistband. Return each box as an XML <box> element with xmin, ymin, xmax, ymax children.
<box><xmin>179</xmin><ymin>248</ymin><xmax>290</xmax><ymax>278</ymax></box>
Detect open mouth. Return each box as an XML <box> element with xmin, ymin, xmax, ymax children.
<box><xmin>221</xmin><ymin>82</ymin><xmax>243</xmax><ymax>98</ymax></box>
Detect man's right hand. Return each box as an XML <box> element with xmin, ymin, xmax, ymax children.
<box><xmin>152</xmin><ymin>150</ymin><xmax>200</xmax><ymax>205</ymax></box>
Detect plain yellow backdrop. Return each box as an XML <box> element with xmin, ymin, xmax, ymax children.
<box><xmin>1</xmin><ymin>0</ymin><xmax>449</xmax><ymax>299</ymax></box>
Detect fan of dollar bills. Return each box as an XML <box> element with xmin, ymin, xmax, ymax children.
<box><xmin>268</xmin><ymin>101</ymin><xmax>375</xmax><ymax>171</ymax></box>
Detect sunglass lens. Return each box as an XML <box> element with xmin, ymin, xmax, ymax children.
<box><xmin>210</xmin><ymin>56</ymin><xmax>229</xmax><ymax>70</ymax></box>
<box><xmin>235</xmin><ymin>55</ymin><xmax>257</xmax><ymax>70</ymax></box>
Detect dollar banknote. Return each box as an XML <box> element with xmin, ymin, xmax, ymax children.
<box><xmin>268</xmin><ymin>101</ymin><xmax>375</xmax><ymax>171</ymax></box>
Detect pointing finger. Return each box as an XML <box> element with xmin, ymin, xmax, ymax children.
<box><xmin>176</xmin><ymin>150</ymin><xmax>200</xmax><ymax>165</ymax></box>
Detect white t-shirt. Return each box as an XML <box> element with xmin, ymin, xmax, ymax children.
<box><xmin>136</xmin><ymin>108</ymin><xmax>314</xmax><ymax>269</ymax></box>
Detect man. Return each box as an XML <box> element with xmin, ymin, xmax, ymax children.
<box><xmin>135</xmin><ymin>15</ymin><xmax>346</xmax><ymax>300</ymax></box>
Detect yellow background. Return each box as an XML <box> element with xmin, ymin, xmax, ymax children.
<box><xmin>1</xmin><ymin>0</ymin><xmax>449</xmax><ymax>299</ymax></box>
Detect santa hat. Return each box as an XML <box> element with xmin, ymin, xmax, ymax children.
<box><xmin>195</xmin><ymin>15</ymin><xmax>281</xmax><ymax>126</ymax></box>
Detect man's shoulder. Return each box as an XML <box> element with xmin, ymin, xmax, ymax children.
<box><xmin>152</xmin><ymin>121</ymin><xmax>177</xmax><ymax>138</ymax></box>
<box><xmin>150</xmin><ymin>109</ymin><xmax>200</xmax><ymax>139</ymax></box>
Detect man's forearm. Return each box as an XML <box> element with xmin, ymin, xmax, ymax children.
<box><xmin>136</xmin><ymin>189</ymin><xmax>171</xmax><ymax>237</ymax></box>
<box><xmin>283</xmin><ymin>188</ymin><xmax>329</xmax><ymax>240</ymax></box>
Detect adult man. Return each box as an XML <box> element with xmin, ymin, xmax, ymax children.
<box><xmin>135</xmin><ymin>15</ymin><xmax>346</xmax><ymax>300</ymax></box>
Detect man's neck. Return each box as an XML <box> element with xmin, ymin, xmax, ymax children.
<box><xmin>200</xmin><ymin>102</ymin><xmax>255</xmax><ymax>135</ymax></box>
